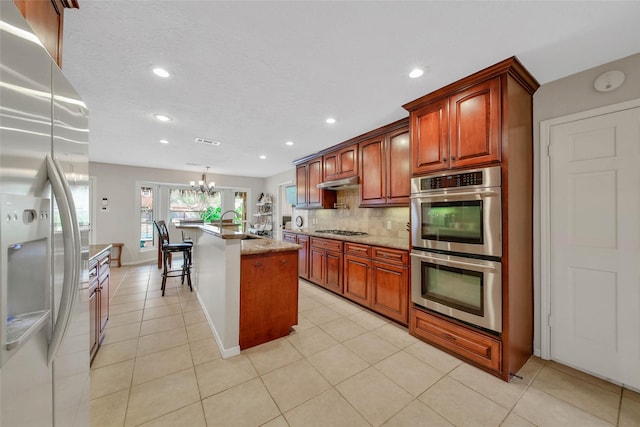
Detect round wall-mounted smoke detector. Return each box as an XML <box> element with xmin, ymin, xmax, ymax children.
<box><xmin>594</xmin><ymin>70</ymin><xmax>625</xmax><ymax>92</ymax></box>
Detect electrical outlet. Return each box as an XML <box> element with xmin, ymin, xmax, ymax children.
<box><xmin>386</xmin><ymin>220</ymin><xmax>392</xmax><ymax>230</ymax></box>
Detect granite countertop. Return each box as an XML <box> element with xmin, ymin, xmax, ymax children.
<box><xmin>89</xmin><ymin>244</ymin><xmax>112</xmax><ymax>262</ymax></box>
<box><xmin>178</xmin><ymin>223</ymin><xmax>300</xmax><ymax>255</ymax></box>
<box><xmin>286</xmin><ymin>229</ymin><xmax>410</xmax><ymax>251</ymax></box>
<box><xmin>241</xmin><ymin>237</ymin><xmax>301</xmax><ymax>255</ymax></box>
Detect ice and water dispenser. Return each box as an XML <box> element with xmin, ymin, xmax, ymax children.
<box><xmin>0</xmin><ymin>195</ymin><xmax>51</xmax><ymax>365</ymax></box>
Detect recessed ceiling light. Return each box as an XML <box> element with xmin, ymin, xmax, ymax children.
<box><xmin>153</xmin><ymin>113</ymin><xmax>172</xmax><ymax>122</ymax></box>
<box><xmin>259</xmin><ymin>155</ymin><xmax>267</xmax><ymax>159</ymax></box>
<box><xmin>325</xmin><ymin>118</ymin><xmax>336</xmax><ymax>124</ymax></box>
<box><xmin>409</xmin><ymin>68</ymin><xmax>424</xmax><ymax>78</ymax></box>
<box><xmin>153</xmin><ymin>67</ymin><xmax>170</xmax><ymax>78</ymax></box>
<box><xmin>159</xmin><ymin>139</ymin><xmax>169</xmax><ymax>144</ymax></box>
<box><xmin>285</xmin><ymin>141</ymin><xmax>294</xmax><ymax>146</ymax></box>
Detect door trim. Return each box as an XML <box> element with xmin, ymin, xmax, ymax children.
<box><xmin>539</xmin><ymin>97</ymin><xmax>640</xmax><ymax>360</ymax></box>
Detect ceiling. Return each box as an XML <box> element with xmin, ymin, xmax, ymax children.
<box><xmin>62</xmin><ymin>1</ymin><xmax>640</xmax><ymax>179</ymax></box>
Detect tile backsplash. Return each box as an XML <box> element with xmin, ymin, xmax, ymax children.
<box><xmin>293</xmin><ymin>188</ymin><xmax>410</xmax><ymax>238</ymax></box>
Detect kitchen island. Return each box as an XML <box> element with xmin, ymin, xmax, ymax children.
<box><xmin>178</xmin><ymin>224</ymin><xmax>300</xmax><ymax>358</ymax></box>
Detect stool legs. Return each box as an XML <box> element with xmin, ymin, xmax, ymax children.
<box><xmin>161</xmin><ymin>248</ymin><xmax>192</xmax><ymax>296</ymax></box>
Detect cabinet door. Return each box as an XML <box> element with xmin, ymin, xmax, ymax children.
<box><xmin>309</xmin><ymin>247</ymin><xmax>325</xmax><ymax>285</ymax></box>
<box><xmin>449</xmin><ymin>77</ymin><xmax>501</xmax><ymax>168</ymax></box>
<box><xmin>99</xmin><ymin>273</ymin><xmax>109</xmax><ymax>336</ymax></box>
<box><xmin>412</xmin><ymin>99</ymin><xmax>449</xmax><ymax>174</ymax></box>
<box><xmin>325</xmin><ymin>250</ymin><xmax>343</xmax><ymax>293</ymax></box>
<box><xmin>323</xmin><ymin>151</ymin><xmax>339</xmax><ymax>181</ymax></box>
<box><xmin>307</xmin><ymin>158</ymin><xmax>323</xmax><ymax>206</ymax></box>
<box><xmin>338</xmin><ymin>145</ymin><xmax>358</xmax><ymax>178</ymax></box>
<box><xmin>371</xmin><ymin>261</ymin><xmax>408</xmax><ymax>325</ymax></box>
<box><xmin>13</xmin><ymin>0</ymin><xmax>64</xmax><ymax>67</ymax></box>
<box><xmin>89</xmin><ymin>289</ymin><xmax>97</xmax><ymax>361</ymax></box>
<box><xmin>386</xmin><ymin>128</ymin><xmax>411</xmax><ymax>205</ymax></box>
<box><xmin>295</xmin><ymin>164</ymin><xmax>308</xmax><ymax>208</ymax></box>
<box><xmin>360</xmin><ymin>136</ymin><xmax>386</xmax><ymax>206</ymax></box>
<box><xmin>343</xmin><ymin>255</ymin><xmax>371</xmax><ymax>306</ymax></box>
<box><xmin>297</xmin><ymin>235</ymin><xmax>310</xmax><ymax>279</ymax></box>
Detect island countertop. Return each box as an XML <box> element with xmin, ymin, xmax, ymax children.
<box><xmin>178</xmin><ymin>223</ymin><xmax>300</xmax><ymax>255</ymax></box>
<box><xmin>89</xmin><ymin>244</ymin><xmax>111</xmax><ymax>262</ymax></box>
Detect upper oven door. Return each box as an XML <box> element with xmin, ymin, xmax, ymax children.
<box><xmin>411</xmin><ymin>186</ymin><xmax>502</xmax><ymax>257</ymax></box>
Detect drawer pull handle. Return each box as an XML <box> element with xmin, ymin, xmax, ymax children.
<box><xmin>442</xmin><ymin>332</ymin><xmax>456</xmax><ymax>342</ymax></box>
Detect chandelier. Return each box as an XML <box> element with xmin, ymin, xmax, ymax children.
<box><xmin>190</xmin><ymin>166</ymin><xmax>216</xmax><ymax>195</ymax></box>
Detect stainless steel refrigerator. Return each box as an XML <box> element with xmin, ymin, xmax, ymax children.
<box><xmin>0</xmin><ymin>2</ymin><xmax>90</xmax><ymax>426</ymax></box>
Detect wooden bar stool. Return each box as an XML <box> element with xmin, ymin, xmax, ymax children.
<box><xmin>111</xmin><ymin>243</ymin><xmax>124</xmax><ymax>267</ymax></box>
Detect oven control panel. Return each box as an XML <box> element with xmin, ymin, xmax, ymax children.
<box><xmin>419</xmin><ymin>171</ymin><xmax>483</xmax><ymax>190</ymax></box>
<box><xmin>412</xmin><ymin>166</ymin><xmax>502</xmax><ymax>194</ymax></box>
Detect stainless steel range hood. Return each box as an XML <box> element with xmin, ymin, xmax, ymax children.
<box><xmin>317</xmin><ymin>175</ymin><xmax>359</xmax><ymax>190</ymax></box>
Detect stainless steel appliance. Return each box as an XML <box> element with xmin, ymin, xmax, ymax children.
<box><xmin>410</xmin><ymin>166</ymin><xmax>502</xmax><ymax>258</ymax></box>
<box><xmin>410</xmin><ymin>250</ymin><xmax>502</xmax><ymax>332</ymax></box>
<box><xmin>1</xmin><ymin>2</ymin><xmax>90</xmax><ymax>426</ymax></box>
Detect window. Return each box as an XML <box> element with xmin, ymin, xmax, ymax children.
<box><xmin>140</xmin><ymin>186</ymin><xmax>153</xmax><ymax>248</ymax></box>
<box><xmin>169</xmin><ymin>189</ymin><xmax>220</xmax><ymax>223</ymax></box>
<box><xmin>235</xmin><ymin>192</ymin><xmax>247</xmax><ymax>223</ymax></box>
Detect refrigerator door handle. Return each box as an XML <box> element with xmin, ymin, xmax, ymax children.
<box><xmin>46</xmin><ymin>155</ymin><xmax>81</xmax><ymax>365</ymax></box>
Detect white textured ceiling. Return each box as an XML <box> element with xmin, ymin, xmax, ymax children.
<box><xmin>62</xmin><ymin>1</ymin><xmax>640</xmax><ymax>178</ymax></box>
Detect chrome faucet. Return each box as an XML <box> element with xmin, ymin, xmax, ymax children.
<box><xmin>218</xmin><ymin>210</ymin><xmax>241</xmax><ymax>229</ymax></box>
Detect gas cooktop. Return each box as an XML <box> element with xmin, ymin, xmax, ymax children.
<box><xmin>314</xmin><ymin>229</ymin><xmax>368</xmax><ymax>237</ymax></box>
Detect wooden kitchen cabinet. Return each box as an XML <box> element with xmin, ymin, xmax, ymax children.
<box><xmin>404</xmin><ymin>57</ymin><xmax>539</xmax><ymax>381</ymax></box>
<box><xmin>89</xmin><ymin>249</ymin><xmax>110</xmax><ymax>364</ymax></box>
<box><xmin>342</xmin><ymin>243</ymin><xmax>409</xmax><ymax>325</ymax></box>
<box><xmin>409</xmin><ymin>78</ymin><xmax>500</xmax><ymax>175</ymax></box>
<box><xmin>323</xmin><ymin>144</ymin><xmax>358</xmax><ymax>181</ymax></box>
<box><xmin>371</xmin><ymin>247</ymin><xmax>409</xmax><ymax>324</ymax></box>
<box><xmin>12</xmin><ymin>0</ymin><xmax>78</xmax><ymax>68</ymax></box>
<box><xmin>359</xmin><ymin>122</ymin><xmax>410</xmax><ymax>207</ymax></box>
<box><xmin>411</xmin><ymin>308</ymin><xmax>502</xmax><ymax>373</ymax></box>
<box><xmin>309</xmin><ymin>237</ymin><xmax>343</xmax><ymax>293</ymax></box>
<box><xmin>343</xmin><ymin>243</ymin><xmax>372</xmax><ymax>306</ymax></box>
<box><xmin>240</xmin><ymin>250</ymin><xmax>298</xmax><ymax>349</ymax></box>
<box><xmin>283</xmin><ymin>231</ymin><xmax>309</xmax><ymax>279</ymax></box>
<box><xmin>295</xmin><ymin>157</ymin><xmax>336</xmax><ymax>209</ymax></box>
<box><xmin>297</xmin><ymin>234</ymin><xmax>310</xmax><ymax>279</ymax></box>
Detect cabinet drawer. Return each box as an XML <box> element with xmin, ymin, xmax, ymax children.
<box><xmin>282</xmin><ymin>232</ymin><xmax>297</xmax><ymax>243</ymax></box>
<box><xmin>344</xmin><ymin>243</ymin><xmax>371</xmax><ymax>258</ymax></box>
<box><xmin>411</xmin><ymin>308</ymin><xmax>502</xmax><ymax>373</ymax></box>
<box><xmin>372</xmin><ymin>247</ymin><xmax>408</xmax><ymax>265</ymax></box>
<box><xmin>310</xmin><ymin>237</ymin><xmax>343</xmax><ymax>252</ymax></box>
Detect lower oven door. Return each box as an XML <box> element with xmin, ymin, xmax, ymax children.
<box><xmin>410</xmin><ymin>250</ymin><xmax>502</xmax><ymax>333</ymax></box>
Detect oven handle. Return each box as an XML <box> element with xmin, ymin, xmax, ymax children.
<box><xmin>410</xmin><ymin>189</ymin><xmax>499</xmax><ymax>200</ymax></box>
<box><xmin>410</xmin><ymin>252</ymin><xmax>497</xmax><ymax>271</ymax></box>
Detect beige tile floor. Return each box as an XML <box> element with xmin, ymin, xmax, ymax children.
<box><xmin>91</xmin><ymin>263</ymin><xmax>640</xmax><ymax>427</ymax></box>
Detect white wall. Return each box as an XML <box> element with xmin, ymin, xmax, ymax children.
<box><xmin>89</xmin><ymin>162</ymin><xmax>266</xmax><ymax>265</ymax></box>
<box><xmin>532</xmin><ymin>52</ymin><xmax>640</xmax><ymax>354</ymax></box>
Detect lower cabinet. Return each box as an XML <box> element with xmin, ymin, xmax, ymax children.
<box><xmin>343</xmin><ymin>243</ymin><xmax>409</xmax><ymax>325</ymax></box>
<box><xmin>240</xmin><ymin>250</ymin><xmax>298</xmax><ymax>349</ymax></box>
<box><xmin>410</xmin><ymin>307</ymin><xmax>502</xmax><ymax>374</ymax></box>
<box><xmin>284</xmin><ymin>231</ymin><xmax>310</xmax><ymax>279</ymax></box>
<box><xmin>90</xmin><ymin>250</ymin><xmax>110</xmax><ymax>364</ymax></box>
<box><xmin>309</xmin><ymin>237</ymin><xmax>343</xmax><ymax>293</ymax></box>
<box><xmin>287</xmin><ymin>232</ymin><xmax>410</xmax><ymax>325</ymax></box>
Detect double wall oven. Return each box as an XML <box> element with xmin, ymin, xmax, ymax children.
<box><xmin>410</xmin><ymin>166</ymin><xmax>503</xmax><ymax>333</ymax></box>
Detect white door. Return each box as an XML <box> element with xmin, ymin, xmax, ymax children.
<box><xmin>549</xmin><ymin>106</ymin><xmax>640</xmax><ymax>389</ymax></box>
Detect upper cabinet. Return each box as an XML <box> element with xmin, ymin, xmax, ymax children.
<box><xmin>12</xmin><ymin>0</ymin><xmax>79</xmax><ymax>68</ymax></box>
<box><xmin>295</xmin><ymin>157</ymin><xmax>336</xmax><ymax>210</ymax></box>
<box><xmin>404</xmin><ymin>57</ymin><xmax>538</xmax><ymax>176</ymax></box>
<box><xmin>360</xmin><ymin>122</ymin><xmax>410</xmax><ymax>207</ymax></box>
<box><xmin>323</xmin><ymin>144</ymin><xmax>358</xmax><ymax>181</ymax></box>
